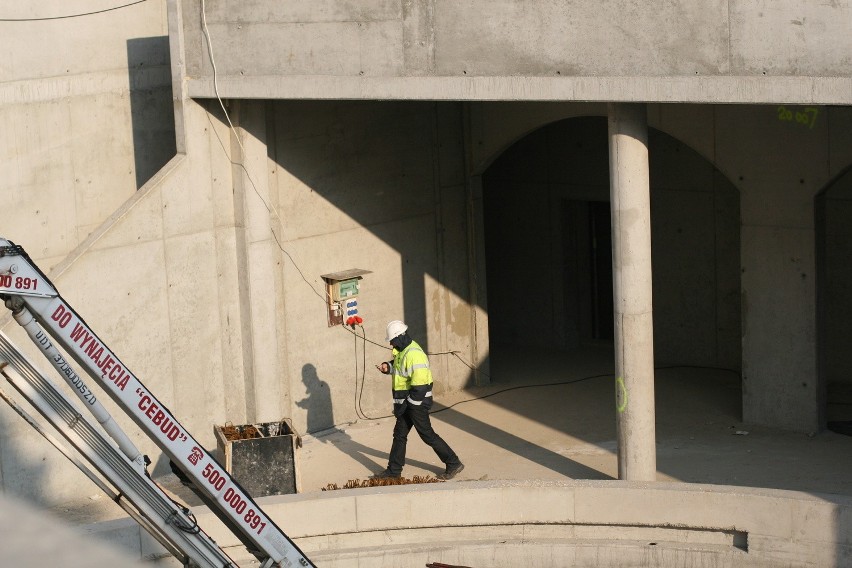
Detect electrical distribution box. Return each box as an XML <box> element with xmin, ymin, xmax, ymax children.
<box><xmin>321</xmin><ymin>269</ymin><xmax>371</xmax><ymax>327</ymax></box>
<box><xmin>330</xmin><ymin>277</ymin><xmax>360</xmax><ymax>301</ymax></box>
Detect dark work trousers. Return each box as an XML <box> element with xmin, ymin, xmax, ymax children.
<box><xmin>387</xmin><ymin>403</ymin><xmax>460</xmax><ymax>475</ymax></box>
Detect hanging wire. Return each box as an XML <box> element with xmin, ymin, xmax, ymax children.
<box><xmin>0</xmin><ymin>1</ymin><xmax>148</xmax><ymax>21</ymax></box>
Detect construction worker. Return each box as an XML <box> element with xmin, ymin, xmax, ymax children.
<box><xmin>373</xmin><ymin>320</ymin><xmax>464</xmax><ymax>480</ymax></box>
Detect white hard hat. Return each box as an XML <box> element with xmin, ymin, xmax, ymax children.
<box><xmin>385</xmin><ymin>320</ymin><xmax>408</xmax><ymax>342</ymax></box>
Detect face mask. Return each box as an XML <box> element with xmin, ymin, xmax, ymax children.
<box><xmin>390</xmin><ymin>333</ymin><xmax>411</xmax><ymax>351</ymax></box>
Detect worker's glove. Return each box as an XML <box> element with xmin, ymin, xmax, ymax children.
<box><xmin>375</xmin><ymin>361</ymin><xmax>392</xmax><ymax>374</ymax></box>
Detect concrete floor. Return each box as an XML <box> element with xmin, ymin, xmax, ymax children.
<box><xmin>297</xmin><ymin>343</ymin><xmax>852</xmax><ymax>498</ymax></box>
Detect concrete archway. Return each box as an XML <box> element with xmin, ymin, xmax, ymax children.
<box><xmin>482</xmin><ymin>115</ymin><xmax>742</xmax><ymax>374</ymax></box>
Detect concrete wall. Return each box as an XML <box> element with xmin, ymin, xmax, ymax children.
<box><xmin>90</xmin><ymin>480</ymin><xmax>852</xmax><ymax>567</ymax></box>
<box><xmin>0</xmin><ymin>0</ymin><xmax>176</xmax><ymax>503</ymax></box>
<box><xmin>177</xmin><ymin>0</ymin><xmax>852</xmax><ymax>103</ymax></box>
<box><xmin>0</xmin><ymin>101</ymin><xmax>222</xmax><ymax>505</ymax></box>
<box><xmin>0</xmin><ymin>0</ymin><xmax>175</xmax><ymax>269</ymax></box>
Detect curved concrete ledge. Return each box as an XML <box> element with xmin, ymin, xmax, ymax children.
<box><xmin>88</xmin><ymin>480</ymin><xmax>852</xmax><ymax>567</ymax></box>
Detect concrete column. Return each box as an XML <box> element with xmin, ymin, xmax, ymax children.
<box><xmin>607</xmin><ymin>103</ymin><xmax>657</xmax><ymax>482</ymax></box>
<box><xmin>463</xmin><ymin>104</ymin><xmax>491</xmax><ymax>386</ymax></box>
<box><xmin>231</xmin><ymin>100</ymin><xmax>286</xmax><ymax>424</ymax></box>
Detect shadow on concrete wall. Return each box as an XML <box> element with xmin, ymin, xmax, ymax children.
<box><xmin>266</xmin><ymin>100</ymin><xmax>453</xmax><ymax>362</ymax></box>
<box><xmin>296</xmin><ymin>364</ymin><xmax>334</xmax><ymax>434</ymax></box>
<box><xmin>126</xmin><ymin>37</ymin><xmax>176</xmax><ymax>188</ymax></box>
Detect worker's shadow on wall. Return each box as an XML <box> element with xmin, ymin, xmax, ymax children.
<box><xmin>296</xmin><ymin>364</ymin><xmax>335</xmax><ymax>434</ymax></box>
<box><xmin>296</xmin><ymin>363</ymin><xmax>438</xmax><ymax>476</ymax></box>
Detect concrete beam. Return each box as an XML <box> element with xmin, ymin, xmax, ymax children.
<box><xmin>185</xmin><ymin>75</ymin><xmax>852</xmax><ymax>104</ymax></box>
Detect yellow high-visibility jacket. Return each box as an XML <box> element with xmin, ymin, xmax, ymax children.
<box><xmin>390</xmin><ymin>340</ymin><xmax>433</xmax><ymax>412</ymax></box>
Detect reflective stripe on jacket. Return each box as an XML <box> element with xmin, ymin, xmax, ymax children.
<box><xmin>391</xmin><ymin>340</ymin><xmax>433</xmax><ymax>407</ymax></box>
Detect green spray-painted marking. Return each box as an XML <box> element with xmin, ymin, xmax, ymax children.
<box><xmin>615</xmin><ymin>376</ymin><xmax>628</xmax><ymax>413</ymax></box>
<box><xmin>777</xmin><ymin>105</ymin><xmax>819</xmax><ymax>129</ymax></box>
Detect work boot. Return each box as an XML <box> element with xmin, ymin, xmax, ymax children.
<box><xmin>437</xmin><ymin>462</ymin><xmax>464</xmax><ymax>480</ymax></box>
<box><xmin>371</xmin><ymin>469</ymin><xmax>401</xmax><ymax>479</ymax></box>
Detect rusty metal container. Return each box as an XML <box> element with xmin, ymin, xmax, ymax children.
<box><xmin>214</xmin><ymin>420</ymin><xmax>301</xmax><ymax>497</ymax></box>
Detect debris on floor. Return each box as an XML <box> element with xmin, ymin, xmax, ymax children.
<box><xmin>220</xmin><ymin>423</ymin><xmax>261</xmax><ymax>440</ymax></box>
<box><xmin>322</xmin><ymin>475</ymin><xmax>443</xmax><ymax>491</ymax></box>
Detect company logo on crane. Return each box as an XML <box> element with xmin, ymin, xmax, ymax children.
<box><xmin>51</xmin><ymin>304</ymin><xmax>131</xmax><ymax>392</ymax></box>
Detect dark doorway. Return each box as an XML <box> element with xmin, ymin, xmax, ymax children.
<box><xmin>562</xmin><ymin>200</ymin><xmax>613</xmax><ymax>344</ymax></box>
<box><xmin>588</xmin><ymin>201</ymin><xmax>613</xmax><ymax>341</ymax></box>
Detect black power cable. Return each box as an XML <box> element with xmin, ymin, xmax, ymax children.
<box><xmin>0</xmin><ymin>1</ymin><xmax>148</xmax><ymax>21</ymax></box>
<box><xmin>351</xmin><ymin>323</ymin><xmax>592</xmax><ymax>422</ymax></box>
<box><xmin>348</xmin><ymin>327</ymin><xmax>743</xmax><ymax>423</ymax></box>
<box><xmin>353</xmin><ymin>325</ymin><xmax>392</xmax><ymax>421</ymax></box>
